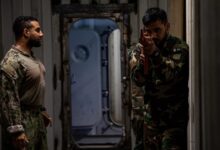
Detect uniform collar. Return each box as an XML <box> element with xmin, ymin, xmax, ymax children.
<box><xmin>11</xmin><ymin>45</ymin><xmax>34</xmax><ymax>57</ymax></box>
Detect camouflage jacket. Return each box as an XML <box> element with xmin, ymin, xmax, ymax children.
<box><xmin>0</xmin><ymin>46</ymin><xmax>46</xmax><ymax>134</ymax></box>
<box><xmin>130</xmin><ymin>35</ymin><xmax>189</xmax><ymax>128</ymax></box>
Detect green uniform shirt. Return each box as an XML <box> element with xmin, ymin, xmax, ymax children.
<box><xmin>130</xmin><ymin>35</ymin><xmax>189</xmax><ymax>129</ymax></box>
<box><xmin>0</xmin><ymin>45</ymin><xmax>46</xmax><ymax>133</ymax></box>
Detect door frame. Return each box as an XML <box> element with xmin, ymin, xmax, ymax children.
<box><xmin>54</xmin><ymin>4</ymin><xmax>135</xmax><ymax>150</ymax></box>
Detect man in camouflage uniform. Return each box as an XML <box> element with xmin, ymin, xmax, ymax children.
<box><xmin>0</xmin><ymin>16</ymin><xmax>51</xmax><ymax>150</ymax></box>
<box><xmin>129</xmin><ymin>8</ymin><xmax>189</xmax><ymax>150</ymax></box>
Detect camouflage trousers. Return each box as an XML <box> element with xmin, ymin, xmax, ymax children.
<box><xmin>132</xmin><ymin>117</ymin><xmax>144</xmax><ymax>150</ymax></box>
<box><xmin>143</xmin><ymin>124</ymin><xmax>187</xmax><ymax>150</ymax></box>
<box><xmin>2</xmin><ymin>109</ymin><xmax>48</xmax><ymax>150</ymax></box>
<box><xmin>131</xmin><ymin>85</ymin><xmax>145</xmax><ymax>150</ymax></box>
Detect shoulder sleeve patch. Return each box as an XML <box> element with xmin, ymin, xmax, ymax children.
<box><xmin>1</xmin><ymin>64</ymin><xmax>18</xmax><ymax>79</ymax></box>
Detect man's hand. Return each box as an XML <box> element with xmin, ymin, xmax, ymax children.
<box><xmin>139</xmin><ymin>29</ymin><xmax>158</xmax><ymax>56</ymax></box>
<box><xmin>12</xmin><ymin>132</ymin><xmax>29</xmax><ymax>150</ymax></box>
<box><xmin>41</xmin><ymin>111</ymin><xmax>52</xmax><ymax>127</ymax></box>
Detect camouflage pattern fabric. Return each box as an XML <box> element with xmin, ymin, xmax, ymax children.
<box><xmin>1</xmin><ymin>108</ymin><xmax>48</xmax><ymax>150</ymax></box>
<box><xmin>131</xmin><ymin>83</ymin><xmax>145</xmax><ymax>150</ymax></box>
<box><xmin>129</xmin><ymin>35</ymin><xmax>189</xmax><ymax>150</ymax></box>
<box><xmin>0</xmin><ymin>46</ymin><xmax>48</xmax><ymax>150</ymax></box>
<box><xmin>128</xmin><ymin>43</ymin><xmax>145</xmax><ymax>150</ymax></box>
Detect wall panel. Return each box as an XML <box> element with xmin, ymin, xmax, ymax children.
<box><xmin>168</xmin><ymin>0</ymin><xmax>184</xmax><ymax>38</ymax></box>
<box><xmin>200</xmin><ymin>0</ymin><xmax>220</xmax><ymax>149</ymax></box>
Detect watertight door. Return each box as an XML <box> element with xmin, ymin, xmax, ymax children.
<box><xmin>68</xmin><ymin>19</ymin><xmax>124</xmax><ymax>148</ymax></box>
<box><xmin>69</xmin><ymin>29</ymin><xmax>102</xmax><ymax>127</ymax></box>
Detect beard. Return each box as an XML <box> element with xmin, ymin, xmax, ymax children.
<box><xmin>153</xmin><ymin>38</ymin><xmax>160</xmax><ymax>47</ymax></box>
<box><xmin>153</xmin><ymin>33</ymin><xmax>169</xmax><ymax>48</ymax></box>
<box><xmin>28</xmin><ymin>38</ymin><xmax>42</xmax><ymax>48</ymax></box>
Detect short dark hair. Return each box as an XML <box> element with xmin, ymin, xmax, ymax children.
<box><xmin>142</xmin><ymin>7</ymin><xmax>168</xmax><ymax>26</ymax></box>
<box><xmin>12</xmin><ymin>16</ymin><xmax>39</xmax><ymax>40</ymax></box>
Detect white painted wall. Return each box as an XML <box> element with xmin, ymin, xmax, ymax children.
<box><xmin>186</xmin><ymin>0</ymin><xmax>201</xmax><ymax>149</ymax></box>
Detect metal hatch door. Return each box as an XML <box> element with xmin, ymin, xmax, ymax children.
<box><xmin>68</xmin><ymin>19</ymin><xmax>125</xmax><ymax>149</ymax></box>
<box><xmin>69</xmin><ymin>29</ymin><xmax>102</xmax><ymax>129</ymax></box>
